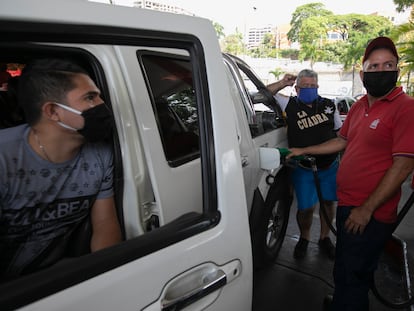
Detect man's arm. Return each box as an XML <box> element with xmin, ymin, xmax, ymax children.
<box><xmin>266</xmin><ymin>73</ymin><xmax>296</xmax><ymax>95</ymax></box>
<box><xmin>288</xmin><ymin>136</ymin><xmax>347</xmax><ymax>158</ymax></box>
<box><xmin>90</xmin><ymin>197</ymin><xmax>122</xmax><ymax>251</ymax></box>
<box><xmin>345</xmin><ymin>156</ymin><xmax>414</xmax><ymax>234</ymax></box>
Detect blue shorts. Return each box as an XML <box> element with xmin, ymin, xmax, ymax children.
<box><xmin>291</xmin><ymin>160</ymin><xmax>338</xmax><ymax>210</ymax></box>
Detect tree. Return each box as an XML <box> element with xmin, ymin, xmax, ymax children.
<box><xmin>287</xmin><ymin>2</ymin><xmax>333</xmax><ymax>42</ymax></box>
<box><xmin>281</xmin><ymin>49</ymin><xmax>299</xmax><ymax>60</ymax></box>
<box><xmin>247</xmin><ymin>33</ymin><xmax>277</xmax><ymax>58</ymax></box>
<box><xmin>296</xmin><ymin>15</ymin><xmax>331</xmax><ymax>66</ymax></box>
<box><xmin>338</xmin><ymin>15</ymin><xmax>394</xmax><ymax>69</ymax></box>
<box><xmin>394</xmin><ymin>0</ymin><xmax>414</xmax><ymax>12</ymax></box>
<box><xmin>391</xmin><ymin>10</ymin><xmax>414</xmax><ymax>94</ymax></box>
<box><xmin>221</xmin><ymin>30</ymin><xmax>245</xmax><ymax>55</ymax></box>
<box><xmin>261</xmin><ymin>33</ymin><xmax>276</xmax><ymax>57</ymax></box>
<box><xmin>213</xmin><ymin>22</ymin><xmax>225</xmax><ymax>40</ymax></box>
<box><xmin>269</xmin><ymin>68</ymin><xmax>284</xmax><ymax>80</ymax></box>
<box><xmin>293</xmin><ymin>13</ymin><xmax>393</xmax><ymax>68</ymax></box>
<box><xmin>298</xmin><ymin>15</ymin><xmax>329</xmax><ymax>46</ymax></box>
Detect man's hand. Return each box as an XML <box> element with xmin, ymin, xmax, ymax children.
<box><xmin>282</xmin><ymin>74</ymin><xmax>297</xmax><ymax>87</ymax></box>
<box><xmin>345</xmin><ymin>206</ymin><xmax>373</xmax><ymax>234</ymax></box>
<box><xmin>266</xmin><ymin>73</ymin><xmax>297</xmax><ymax>95</ymax></box>
<box><xmin>286</xmin><ymin>147</ymin><xmax>306</xmax><ymax>159</ymax></box>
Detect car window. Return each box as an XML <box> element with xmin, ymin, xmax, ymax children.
<box><xmin>138</xmin><ymin>52</ymin><xmax>199</xmax><ymax>166</ymax></box>
<box><xmin>225</xmin><ymin>55</ymin><xmax>285</xmax><ymax>138</ymax></box>
<box><xmin>337</xmin><ymin>99</ymin><xmax>348</xmax><ymax>114</ymax></box>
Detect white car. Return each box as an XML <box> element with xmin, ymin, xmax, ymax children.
<box><xmin>0</xmin><ymin>1</ymin><xmax>291</xmax><ymax>310</ymax></box>
<box><xmin>335</xmin><ymin>96</ymin><xmax>357</xmax><ymax>122</ymax></box>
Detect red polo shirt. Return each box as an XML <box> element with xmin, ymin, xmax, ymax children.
<box><xmin>337</xmin><ymin>87</ymin><xmax>414</xmax><ymax>223</ymax></box>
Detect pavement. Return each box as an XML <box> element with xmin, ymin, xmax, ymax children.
<box><xmin>252</xmin><ymin>176</ymin><xmax>414</xmax><ymax>311</ymax></box>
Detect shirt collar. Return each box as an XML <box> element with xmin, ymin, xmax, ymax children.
<box><xmin>360</xmin><ymin>86</ymin><xmax>404</xmax><ymax>105</ymax></box>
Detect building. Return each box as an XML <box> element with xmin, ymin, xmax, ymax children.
<box><xmin>246</xmin><ymin>25</ymin><xmax>273</xmax><ymax>49</ymax></box>
<box><xmin>246</xmin><ymin>24</ymin><xmax>293</xmax><ymax>50</ymax></box>
<box><xmin>133</xmin><ymin>0</ymin><xmax>194</xmax><ymax>16</ymax></box>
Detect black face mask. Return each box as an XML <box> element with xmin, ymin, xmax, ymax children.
<box><xmin>362</xmin><ymin>71</ymin><xmax>398</xmax><ymax>98</ymax></box>
<box><xmin>78</xmin><ymin>104</ymin><xmax>113</xmax><ymax>142</ymax></box>
<box><xmin>56</xmin><ymin>102</ymin><xmax>113</xmax><ymax>142</ymax></box>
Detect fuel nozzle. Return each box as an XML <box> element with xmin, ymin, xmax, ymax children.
<box><xmin>277</xmin><ymin>147</ymin><xmax>305</xmax><ymax>161</ymax></box>
<box><xmin>277</xmin><ymin>147</ymin><xmax>315</xmax><ymax>167</ymax></box>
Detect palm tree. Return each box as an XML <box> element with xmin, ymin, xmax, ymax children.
<box><xmin>269</xmin><ymin>68</ymin><xmax>284</xmax><ymax>80</ymax></box>
<box><xmin>392</xmin><ymin>7</ymin><xmax>414</xmax><ymax>94</ymax></box>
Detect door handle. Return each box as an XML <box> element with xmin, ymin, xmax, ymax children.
<box><xmin>241</xmin><ymin>155</ymin><xmax>249</xmax><ymax>167</ymax></box>
<box><xmin>161</xmin><ymin>269</ymin><xmax>226</xmax><ymax>311</ymax></box>
<box><xmin>142</xmin><ymin>261</ymin><xmax>241</xmax><ymax>311</ymax></box>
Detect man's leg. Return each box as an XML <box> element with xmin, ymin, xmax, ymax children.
<box><xmin>294</xmin><ymin>206</ymin><xmax>315</xmax><ymax>259</ymax></box>
<box><xmin>291</xmin><ymin>166</ymin><xmax>317</xmax><ymax>259</ymax></box>
<box><xmin>332</xmin><ymin>206</ymin><xmax>394</xmax><ymax>311</ymax></box>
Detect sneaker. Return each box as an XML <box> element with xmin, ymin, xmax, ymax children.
<box><xmin>319</xmin><ymin>237</ymin><xmax>335</xmax><ymax>260</ymax></box>
<box><xmin>293</xmin><ymin>238</ymin><xmax>309</xmax><ymax>259</ymax></box>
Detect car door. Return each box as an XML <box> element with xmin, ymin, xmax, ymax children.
<box><xmin>0</xmin><ymin>1</ymin><xmax>252</xmax><ymax>310</ymax></box>
<box><xmin>222</xmin><ymin>54</ymin><xmax>288</xmax><ymax>209</ymax></box>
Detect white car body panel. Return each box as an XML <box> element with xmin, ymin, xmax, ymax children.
<box><xmin>0</xmin><ymin>1</ymin><xmax>253</xmax><ymax>310</ymax></box>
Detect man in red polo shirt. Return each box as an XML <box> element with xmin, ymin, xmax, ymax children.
<box><xmin>288</xmin><ymin>36</ymin><xmax>414</xmax><ymax>310</ymax></box>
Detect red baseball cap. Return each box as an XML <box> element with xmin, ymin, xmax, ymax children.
<box><xmin>362</xmin><ymin>36</ymin><xmax>399</xmax><ymax>64</ymax></box>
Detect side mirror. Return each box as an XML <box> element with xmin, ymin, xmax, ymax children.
<box><xmin>259</xmin><ymin>147</ymin><xmax>281</xmax><ymax>170</ymax></box>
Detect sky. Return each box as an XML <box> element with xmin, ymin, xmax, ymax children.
<box><xmin>94</xmin><ymin>0</ymin><xmax>411</xmax><ymax>34</ymax></box>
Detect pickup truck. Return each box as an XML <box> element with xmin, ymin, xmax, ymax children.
<box><xmin>0</xmin><ymin>1</ymin><xmax>291</xmax><ymax>310</ymax></box>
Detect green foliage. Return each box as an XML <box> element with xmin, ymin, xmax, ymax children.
<box><xmin>293</xmin><ymin>13</ymin><xmax>394</xmax><ymax>68</ymax></box>
<box><xmin>394</xmin><ymin>0</ymin><xmax>414</xmax><ymax>12</ymax></box>
<box><xmin>246</xmin><ymin>32</ymin><xmax>278</xmax><ymax>58</ymax></box>
<box><xmin>280</xmin><ymin>49</ymin><xmax>299</xmax><ymax>60</ymax></box>
<box><xmin>339</xmin><ymin>15</ymin><xmax>393</xmax><ymax>69</ymax></box>
<box><xmin>269</xmin><ymin>68</ymin><xmax>284</xmax><ymax>79</ymax></box>
<box><xmin>167</xmin><ymin>88</ymin><xmax>198</xmax><ymax>132</ymax></box>
<box><xmin>221</xmin><ymin>30</ymin><xmax>245</xmax><ymax>55</ymax></box>
<box><xmin>391</xmin><ymin>12</ymin><xmax>414</xmax><ymax>93</ymax></box>
<box><xmin>213</xmin><ymin>22</ymin><xmax>225</xmax><ymax>39</ymax></box>
<box><xmin>298</xmin><ymin>15</ymin><xmax>330</xmax><ymax>45</ymax></box>
<box><xmin>287</xmin><ymin>2</ymin><xmax>333</xmax><ymax>42</ymax></box>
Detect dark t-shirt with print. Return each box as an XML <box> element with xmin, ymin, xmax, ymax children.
<box><xmin>285</xmin><ymin>96</ymin><xmax>338</xmax><ymax>168</ymax></box>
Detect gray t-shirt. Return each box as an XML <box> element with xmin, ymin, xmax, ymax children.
<box><xmin>0</xmin><ymin>124</ymin><xmax>113</xmax><ymax>278</ymax></box>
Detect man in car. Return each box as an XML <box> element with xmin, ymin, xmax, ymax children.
<box><xmin>0</xmin><ymin>59</ymin><xmax>122</xmax><ymax>279</ymax></box>
<box><xmin>287</xmin><ymin>37</ymin><xmax>414</xmax><ymax>310</ymax></box>
<box><xmin>267</xmin><ymin>70</ymin><xmax>342</xmax><ymax>261</ymax></box>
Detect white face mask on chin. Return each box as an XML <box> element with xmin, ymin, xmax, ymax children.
<box><xmin>55</xmin><ymin>102</ymin><xmax>82</xmax><ymax>131</ymax></box>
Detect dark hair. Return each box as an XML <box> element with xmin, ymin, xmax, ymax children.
<box><xmin>18</xmin><ymin>59</ymin><xmax>88</xmax><ymax>125</ymax></box>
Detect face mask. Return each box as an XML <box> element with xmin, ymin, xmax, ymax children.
<box><xmin>55</xmin><ymin>103</ymin><xmax>113</xmax><ymax>142</ymax></box>
<box><xmin>363</xmin><ymin>71</ymin><xmax>398</xmax><ymax>97</ymax></box>
<box><xmin>298</xmin><ymin>87</ymin><xmax>318</xmax><ymax>104</ymax></box>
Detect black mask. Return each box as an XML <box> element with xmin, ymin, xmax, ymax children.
<box><xmin>363</xmin><ymin>71</ymin><xmax>398</xmax><ymax>98</ymax></box>
<box><xmin>78</xmin><ymin>104</ymin><xmax>113</xmax><ymax>142</ymax></box>
<box><xmin>56</xmin><ymin>103</ymin><xmax>113</xmax><ymax>142</ymax></box>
